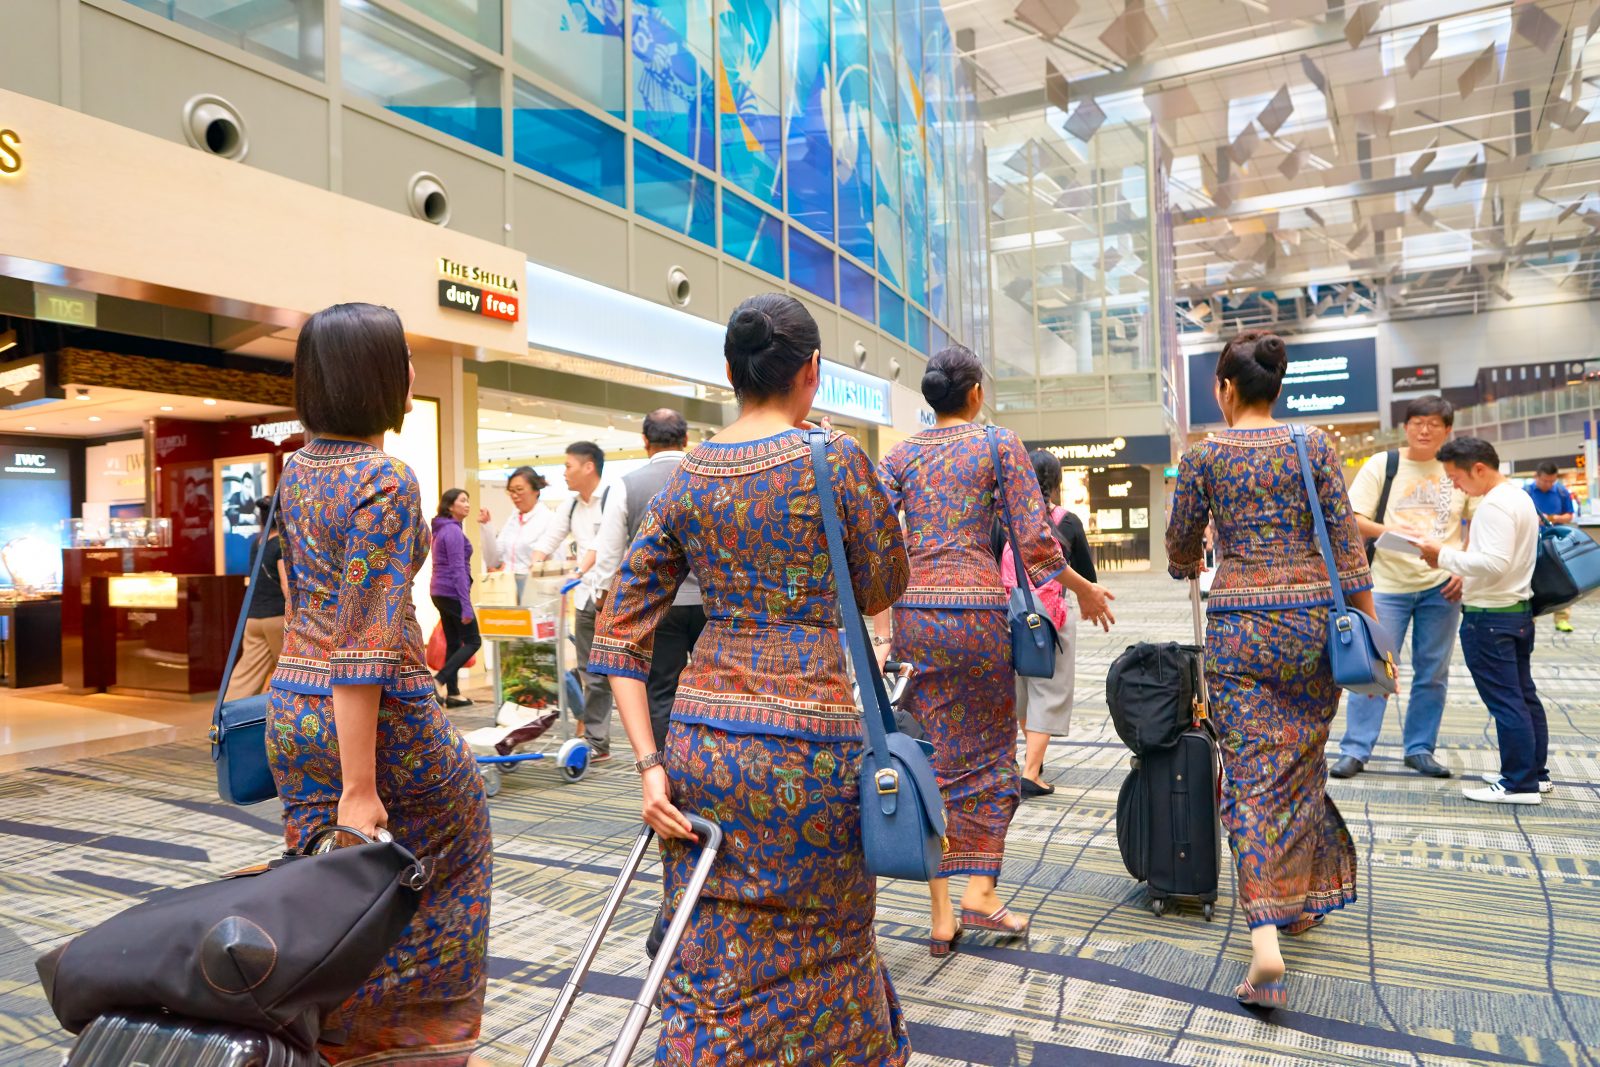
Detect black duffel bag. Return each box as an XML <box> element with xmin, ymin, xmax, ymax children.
<box><xmin>1105</xmin><ymin>641</ymin><xmax>1203</xmax><ymax>755</ymax></box>
<box><xmin>36</xmin><ymin>826</ymin><xmax>431</xmax><ymax>1051</ymax></box>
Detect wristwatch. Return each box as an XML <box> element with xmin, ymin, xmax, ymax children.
<box><xmin>635</xmin><ymin>751</ymin><xmax>665</xmax><ymax>774</ymax></box>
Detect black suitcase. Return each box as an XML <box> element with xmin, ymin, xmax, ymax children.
<box><xmin>65</xmin><ymin>1011</ymin><xmax>318</xmax><ymax>1067</ymax></box>
<box><xmin>1114</xmin><ymin>579</ymin><xmax>1222</xmax><ymax>921</ymax></box>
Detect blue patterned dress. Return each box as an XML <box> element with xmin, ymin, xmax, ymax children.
<box><xmin>1166</xmin><ymin>426</ymin><xmax>1366</xmax><ymax>930</ymax></box>
<box><xmin>878</xmin><ymin>424</ymin><xmax>1064</xmax><ymax>879</ymax></box>
<box><xmin>589</xmin><ymin>429</ymin><xmax>912</xmax><ymax>1066</ymax></box>
<box><xmin>267</xmin><ymin>439</ymin><xmax>491</xmax><ymax>1064</ymax></box>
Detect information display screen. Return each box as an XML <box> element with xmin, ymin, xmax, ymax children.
<box><xmin>1188</xmin><ymin>336</ymin><xmax>1379</xmax><ymax>425</ymax></box>
<box><xmin>0</xmin><ymin>444</ymin><xmax>71</xmax><ymax>589</ymax></box>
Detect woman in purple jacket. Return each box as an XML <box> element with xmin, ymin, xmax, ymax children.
<box><xmin>431</xmin><ymin>488</ymin><xmax>480</xmax><ymax>708</ymax></box>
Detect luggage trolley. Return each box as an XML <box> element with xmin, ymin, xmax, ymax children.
<box><xmin>467</xmin><ymin>577</ymin><xmax>591</xmax><ymax>795</ymax></box>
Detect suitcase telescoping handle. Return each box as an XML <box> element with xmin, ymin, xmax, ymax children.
<box><xmin>1189</xmin><ymin>578</ymin><xmax>1209</xmax><ymax>724</ymax></box>
<box><xmin>524</xmin><ymin>815</ymin><xmax>723</xmax><ymax>1067</ymax></box>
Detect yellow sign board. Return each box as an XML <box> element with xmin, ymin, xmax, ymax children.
<box><xmin>107</xmin><ymin>573</ymin><xmax>179</xmax><ymax>609</ymax></box>
<box><xmin>477</xmin><ymin>606</ymin><xmax>536</xmax><ymax>639</ymax></box>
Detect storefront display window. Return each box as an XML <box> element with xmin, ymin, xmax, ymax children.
<box><xmin>0</xmin><ymin>444</ymin><xmax>70</xmax><ymax>592</ymax></box>
<box><xmin>341</xmin><ymin>0</ymin><xmax>504</xmax><ymax>154</ymax></box>
<box><xmin>214</xmin><ymin>456</ymin><xmax>271</xmax><ymax>576</ymax></box>
<box><xmin>513</xmin><ymin>81</ymin><xmax>626</xmax><ymax>207</ymax></box>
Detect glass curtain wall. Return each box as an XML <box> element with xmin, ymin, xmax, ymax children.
<box><xmin>123</xmin><ymin>0</ymin><xmax>987</xmax><ymax>353</ymax></box>
<box><xmin>988</xmin><ymin>103</ymin><xmax>1155</xmax><ymax>414</ymax></box>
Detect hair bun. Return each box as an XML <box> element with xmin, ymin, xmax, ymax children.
<box><xmin>923</xmin><ymin>368</ymin><xmax>952</xmax><ymax>401</ymax></box>
<box><xmin>729</xmin><ymin>308</ymin><xmax>774</xmax><ymax>353</ymax></box>
<box><xmin>1254</xmin><ymin>334</ymin><xmax>1288</xmax><ymax>370</ymax></box>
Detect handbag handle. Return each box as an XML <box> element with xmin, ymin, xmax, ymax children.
<box><xmin>806</xmin><ymin>430</ymin><xmax>898</xmax><ymax>773</ymax></box>
<box><xmin>1288</xmin><ymin>424</ymin><xmax>1348</xmax><ymax>615</ymax></box>
<box><xmin>211</xmin><ymin>486</ymin><xmax>282</xmax><ymax>754</ymax></box>
<box><xmin>986</xmin><ymin>427</ymin><xmax>1046</xmax><ymax>641</ymax></box>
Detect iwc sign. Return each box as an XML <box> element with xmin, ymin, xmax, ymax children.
<box><xmin>437</xmin><ymin>258</ymin><xmax>520</xmax><ymax>323</ymax></box>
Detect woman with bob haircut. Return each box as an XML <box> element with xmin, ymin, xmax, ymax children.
<box><xmin>589</xmin><ymin>293</ymin><xmax>913</xmax><ymax>1064</ymax></box>
<box><xmin>1166</xmin><ymin>329</ymin><xmax>1370</xmax><ymax>1010</ymax></box>
<box><xmin>267</xmin><ymin>302</ymin><xmax>492</xmax><ymax>1065</ymax></box>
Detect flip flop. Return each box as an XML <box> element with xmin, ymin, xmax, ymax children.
<box><xmin>1283</xmin><ymin>914</ymin><xmax>1324</xmax><ymax>937</ymax></box>
<box><xmin>960</xmin><ymin>906</ymin><xmax>1029</xmax><ymax>942</ymax></box>
<box><xmin>1235</xmin><ymin>978</ymin><xmax>1288</xmax><ymax>1009</ymax></box>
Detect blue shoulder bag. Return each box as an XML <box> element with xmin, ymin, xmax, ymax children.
<box><xmin>807</xmin><ymin>430</ymin><xmax>947</xmax><ymax>882</ymax></box>
<box><xmin>987</xmin><ymin>426</ymin><xmax>1060</xmax><ymax>679</ymax></box>
<box><xmin>1289</xmin><ymin>425</ymin><xmax>1398</xmax><ymax>697</ymax></box>
<box><xmin>210</xmin><ymin>488</ymin><xmax>281</xmax><ymax>806</ymax></box>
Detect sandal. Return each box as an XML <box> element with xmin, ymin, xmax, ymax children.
<box><xmin>959</xmin><ymin>905</ymin><xmax>1029</xmax><ymax>942</ymax></box>
<box><xmin>1235</xmin><ymin>978</ymin><xmax>1288</xmax><ymax>1009</ymax></box>
<box><xmin>929</xmin><ymin>924</ymin><xmax>962</xmax><ymax>958</ymax></box>
<box><xmin>1283</xmin><ymin>914</ymin><xmax>1324</xmax><ymax>937</ymax></box>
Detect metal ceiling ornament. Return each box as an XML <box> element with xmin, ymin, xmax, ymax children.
<box><xmin>1045</xmin><ymin>59</ymin><xmax>1071</xmax><ymax>113</ymax></box>
<box><xmin>1279</xmin><ymin>142</ymin><xmax>1309</xmax><ymax>180</ymax></box>
<box><xmin>1229</xmin><ymin>123</ymin><xmax>1261</xmax><ymax>167</ymax></box>
<box><xmin>1257</xmin><ymin>85</ymin><xmax>1295</xmax><ymax>136</ymax></box>
<box><xmin>1064</xmin><ymin>98</ymin><xmax>1107</xmax><ymax>142</ymax></box>
<box><xmin>1013</xmin><ymin>0</ymin><xmax>1078</xmax><ymax>40</ymax></box>
<box><xmin>1300</xmin><ymin>53</ymin><xmax>1330</xmax><ymax>97</ymax></box>
<box><xmin>1458</xmin><ymin>43</ymin><xmax>1498</xmax><ymax>100</ymax></box>
<box><xmin>1405</xmin><ymin>23</ymin><xmax>1439</xmax><ymax>78</ymax></box>
<box><xmin>1098</xmin><ymin>9</ymin><xmax>1159</xmax><ymax>62</ymax></box>
<box><xmin>1410</xmin><ymin>138</ymin><xmax>1439</xmax><ymax>177</ymax></box>
<box><xmin>1514</xmin><ymin>3</ymin><xmax>1562</xmax><ymax>53</ymax></box>
<box><xmin>1344</xmin><ymin>1</ymin><xmax>1383</xmax><ymax>49</ymax></box>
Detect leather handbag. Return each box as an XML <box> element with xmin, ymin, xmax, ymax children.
<box><xmin>1289</xmin><ymin>425</ymin><xmax>1399</xmax><ymax>697</ymax></box>
<box><xmin>807</xmin><ymin>430</ymin><xmax>947</xmax><ymax>882</ymax></box>
<box><xmin>987</xmin><ymin>427</ymin><xmax>1060</xmax><ymax>678</ymax></box>
<box><xmin>211</xmin><ymin>488</ymin><xmax>281</xmax><ymax>806</ymax></box>
<box><xmin>36</xmin><ymin>826</ymin><xmax>431</xmax><ymax>1052</ymax></box>
<box><xmin>1530</xmin><ymin>518</ymin><xmax>1600</xmax><ymax>616</ymax></box>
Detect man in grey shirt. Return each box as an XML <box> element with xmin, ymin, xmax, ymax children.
<box><xmin>591</xmin><ymin>408</ymin><xmax>706</xmax><ymax>751</ymax></box>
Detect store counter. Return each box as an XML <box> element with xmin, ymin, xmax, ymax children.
<box><xmin>0</xmin><ymin>598</ymin><xmax>62</xmax><ymax>689</ymax></box>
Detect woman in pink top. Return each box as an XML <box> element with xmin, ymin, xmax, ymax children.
<box><xmin>1000</xmin><ymin>449</ymin><xmax>1109</xmax><ymax>797</ymax></box>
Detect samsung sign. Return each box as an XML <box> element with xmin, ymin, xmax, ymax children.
<box><xmin>816</xmin><ymin>361</ymin><xmax>891</xmax><ymax>425</ymax></box>
<box><xmin>1187</xmin><ymin>336</ymin><xmax>1379</xmax><ymax>425</ymax></box>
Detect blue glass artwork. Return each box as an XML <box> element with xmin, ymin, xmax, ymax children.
<box><xmin>924</xmin><ymin>7</ymin><xmax>950</xmax><ymax>322</ymax></box>
<box><xmin>514</xmin><ymin>0</ymin><xmax>624</xmax><ymax>114</ymax></box>
<box><xmin>723</xmin><ymin>190</ymin><xmax>784</xmax><ymax>277</ymax></box>
<box><xmin>513</xmin><ymin>81</ymin><xmax>626</xmax><ymax>206</ymax></box>
<box><xmin>895</xmin><ymin>0</ymin><xmax>927</xmax><ymax>308</ymax></box>
<box><xmin>633</xmin><ymin>0</ymin><xmax>716</xmax><ymax>167</ymax></box>
<box><xmin>782</xmin><ymin>0</ymin><xmax>833</xmax><ymax>238</ymax></box>
<box><xmin>841</xmin><ymin>258</ymin><xmax>876</xmax><ymax>321</ymax></box>
<box><xmin>789</xmin><ymin>227</ymin><xmax>837</xmax><ymax>301</ymax></box>
<box><xmin>834</xmin><ymin>0</ymin><xmax>875</xmax><ymax>264</ymax></box>
<box><xmin>931</xmin><ymin>319</ymin><xmax>949</xmax><ymax>356</ymax></box>
<box><xmin>719</xmin><ymin>0</ymin><xmax>784</xmax><ymax>207</ymax></box>
<box><xmin>869</xmin><ymin>0</ymin><xmax>904</xmax><ymax>288</ymax></box>
<box><xmin>635</xmin><ymin>142</ymin><xmax>716</xmax><ymax>246</ymax></box>
<box><xmin>878</xmin><ymin>281</ymin><xmax>906</xmax><ymax>340</ymax></box>
<box><xmin>907</xmin><ymin>305</ymin><xmax>928</xmax><ymax>355</ymax></box>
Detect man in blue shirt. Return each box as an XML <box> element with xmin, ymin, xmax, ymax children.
<box><xmin>1526</xmin><ymin>461</ymin><xmax>1578</xmax><ymax>633</ymax></box>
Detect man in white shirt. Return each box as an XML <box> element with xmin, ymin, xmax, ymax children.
<box><xmin>529</xmin><ymin>441</ymin><xmax>614</xmax><ymax>759</ymax></box>
<box><xmin>1419</xmin><ymin>437</ymin><xmax>1549</xmax><ymax>805</ymax></box>
<box><xmin>590</xmin><ymin>409</ymin><xmax>705</xmax><ymax>753</ymax></box>
<box><xmin>477</xmin><ymin>466</ymin><xmax>553</xmax><ymax>603</ymax></box>
<box><xmin>1332</xmin><ymin>396</ymin><xmax>1469</xmax><ymax>780</ymax></box>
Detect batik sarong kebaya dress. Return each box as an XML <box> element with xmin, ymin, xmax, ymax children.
<box><xmin>589</xmin><ymin>428</ymin><xmax>912</xmax><ymax>1066</ymax></box>
<box><xmin>1166</xmin><ymin>425</ymin><xmax>1365</xmax><ymax>930</ymax></box>
<box><xmin>878</xmin><ymin>424</ymin><xmax>1065</xmax><ymax>880</ymax></box>
<box><xmin>268</xmin><ymin>439</ymin><xmax>491</xmax><ymax>1064</ymax></box>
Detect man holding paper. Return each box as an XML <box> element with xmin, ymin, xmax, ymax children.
<box><xmin>1331</xmin><ymin>396</ymin><xmax>1470</xmax><ymax>780</ymax></box>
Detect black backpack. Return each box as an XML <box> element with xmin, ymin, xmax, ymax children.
<box><xmin>1105</xmin><ymin>641</ymin><xmax>1203</xmax><ymax>755</ymax></box>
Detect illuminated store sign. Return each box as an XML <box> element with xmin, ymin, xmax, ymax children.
<box><xmin>1034</xmin><ymin>435</ymin><xmax>1172</xmax><ymax>467</ymax></box>
<box><xmin>107</xmin><ymin>574</ymin><xmax>179</xmax><ymax>610</ymax></box>
<box><xmin>816</xmin><ymin>362</ymin><xmax>891</xmax><ymax>426</ymax></box>
<box><xmin>5</xmin><ymin>451</ymin><xmax>58</xmax><ymax>475</ymax></box>
<box><xmin>1392</xmin><ymin>364</ymin><xmax>1440</xmax><ymax>392</ymax></box>
<box><xmin>437</xmin><ymin>258</ymin><xmax>520</xmax><ymax>323</ymax></box>
<box><xmin>0</xmin><ymin>356</ymin><xmax>61</xmax><ymax>407</ymax></box>
<box><xmin>250</xmin><ymin>419</ymin><xmax>304</xmax><ymax>446</ymax></box>
<box><xmin>34</xmin><ymin>285</ymin><xmax>97</xmax><ymax>328</ymax></box>
<box><xmin>0</xmin><ymin>128</ymin><xmax>20</xmax><ymax>176</ymax></box>
<box><xmin>1187</xmin><ymin>337</ymin><xmax>1379</xmax><ymax>424</ymax></box>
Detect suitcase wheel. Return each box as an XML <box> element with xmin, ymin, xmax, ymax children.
<box><xmin>1149</xmin><ymin>898</ymin><xmax>1166</xmax><ymax>917</ymax></box>
<box><xmin>481</xmin><ymin>765</ymin><xmax>502</xmax><ymax>798</ymax></box>
<box><xmin>1202</xmin><ymin>902</ymin><xmax>1215</xmax><ymax>922</ymax></box>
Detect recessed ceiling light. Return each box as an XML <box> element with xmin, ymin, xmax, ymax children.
<box><xmin>160</xmin><ymin>405</ymin><xmax>174</xmax><ymax>412</ymax></box>
<box><xmin>203</xmin><ymin>398</ymin><xmax>217</xmax><ymax>406</ymax></box>
<box><xmin>23</xmin><ymin>425</ymin><xmax>36</xmax><ymax>431</ymax></box>
<box><xmin>88</xmin><ymin>415</ymin><xmax>102</xmax><ymax>422</ymax></box>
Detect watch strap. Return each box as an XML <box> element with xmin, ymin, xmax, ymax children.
<box><xmin>634</xmin><ymin>751</ymin><xmax>665</xmax><ymax>774</ymax></box>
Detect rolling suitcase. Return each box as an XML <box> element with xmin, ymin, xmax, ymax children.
<box><xmin>1115</xmin><ymin>579</ymin><xmax>1221</xmax><ymax>921</ymax></box>
<box><xmin>524</xmin><ymin>814</ymin><xmax>723</xmax><ymax>1067</ymax></box>
<box><xmin>65</xmin><ymin>1011</ymin><xmax>318</xmax><ymax>1067</ymax></box>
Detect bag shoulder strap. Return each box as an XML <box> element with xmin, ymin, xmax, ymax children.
<box><xmin>1372</xmin><ymin>449</ymin><xmax>1400</xmax><ymax>523</ymax></box>
<box><xmin>806</xmin><ymin>430</ymin><xmax>897</xmax><ymax>759</ymax></box>
<box><xmin>1289</xmin><ymin>424</ymin><xmax>1348</xmax><ymax>614</ymax></box>
<box><xmin>213</xmin><ymin>484</ymin><xmax>282</xmax><ymax>739</ymax></box>
<box><xmin>987</xmin><ymin>426</ymin><xmax>1042</xmax><ymax>616</ymax></box>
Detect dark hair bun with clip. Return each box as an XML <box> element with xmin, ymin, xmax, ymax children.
<box><xmin>728</xmin><ymin>307</ymin><xmax>774</xmax><ymax>354</ymax></box>
<box><xmin>922</xmin><ymin>345</ymin><xmax>984</xmax><ymax>415</ymax></box>
<box><xmin>1215</xmin><ymin>330</ymin><xmax>1289</xmax><ymax>407</ymax></box>
<box><xmin>723</xmin><ymin>294</ymin><xmax>822</xmax><ymax>403</ymax></box>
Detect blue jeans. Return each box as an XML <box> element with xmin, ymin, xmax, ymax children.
<box><xmin>1459</xmin><ymin>611</ymin><xmax>1548</xmax><ymax>795</ymax></box>
<box><xmin>1339</xmin><ymin>581</ymin><xmax>1460</xmax><ymax>761</ymax></box>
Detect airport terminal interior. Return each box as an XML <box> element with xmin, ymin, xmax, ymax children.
<box><xmin>2</xmin><ymin>0</ymin><xmax>1600</xmax><ymax>1061</ymax></box>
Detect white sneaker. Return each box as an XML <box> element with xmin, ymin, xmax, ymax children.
<box><xmin>1462</xmin><ymin>782</ymin><xmax>1542</xmax><ymax>805</ymax></box>
<box><xmin>1478</xmin><ymin>772</ymin><xmax>1554</xmax><ymax>794</ymax></box>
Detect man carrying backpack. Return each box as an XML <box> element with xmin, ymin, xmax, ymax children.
<box><xmin>1331</xmin><ymin>396</ymin><xmax>1470</xmax><ymax>780</ymax></box>
<box><xmin>1525</xmin><ymin>462</ymin><xmax>1578</xmax><ymax>634</ymax></box>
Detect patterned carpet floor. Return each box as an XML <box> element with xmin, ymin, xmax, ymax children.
<box><xmin>1</xmin><ymin>572</ymin><xmax>1598</xmax><ymax>1065</ymax></box>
